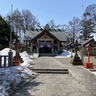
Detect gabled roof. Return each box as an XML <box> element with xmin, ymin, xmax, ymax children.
<box><xmin>24</xmin><ymin>29</ymin><xmax>67</xmax><ymax>42</ymax></box>
<box><xmin>82</xmin><ymin>38</ymin><xmax>94</xmax><ymax>46</ymax></box>
<box><xmin>50</xmin><ymin>30</ymin><xmax>67</xmax><ymax>41</ymax></box>
<box><xmin>24</xmin><ymin>30</ymin><xmax>41</xmax><ymax>41</ymax></box>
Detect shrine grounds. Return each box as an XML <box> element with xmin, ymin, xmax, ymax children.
<box><xmin>13</xmin><ymin>56</ymin><xmax>96</xmax><ymax>96</ymax></box>
<box><xmin>56</xmin><ymin>56</ymin><xmax>96</xmax><ymax>68</ymax></box>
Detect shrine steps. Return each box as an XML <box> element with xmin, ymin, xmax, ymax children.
<box><xmin>32</xmin><ymin>68</ymin><xmax>69</xmax><ymax>74</ymax></box>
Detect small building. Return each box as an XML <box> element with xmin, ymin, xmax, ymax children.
<box><xmin>79</xmin><ymin>38</ymin><xmax>96</xmax><ymax>56</ymax></box>
<box><xmin>24</xmin><ymin>28</ymin><xmax>68</xmax><ymax>53</ymax></box>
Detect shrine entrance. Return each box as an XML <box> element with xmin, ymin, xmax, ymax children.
<box><xmin>37</xmin><ymin>42</ymin><xmax>53</xmax><ymax>53</ymax></box>
<box><xmin>39</xmin><ymin>45</ymin><xmax>52</xmax><ymax>53</ymax></box>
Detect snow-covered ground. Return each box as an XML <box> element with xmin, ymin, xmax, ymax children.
<box><xmin>55</xmin><ymin>50</ymin><xmax>74</xmax><ymax>58</ymax></box>
<box><xmin>0</xmin><ymin>48</ymin><xmax>37</xmax><ymax>96</ymax></box>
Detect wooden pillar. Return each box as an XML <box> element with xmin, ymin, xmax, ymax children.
<box><xmin>88</xmin><ymin>49</ymin><xmax>90</xmax><ymax>63</ymax></box>
<box><xmin>30</xmin><ymin>42</ymin><xmax>33</xmax><ymax>53</ymax></box>
<box><xmin>37</xmin><ymin>48</ymin><xmax>39</xmax><ymax>53</ymax></box>
<box><xmin>58</xmin><ymin>42</ymin><xmax>60</xmax><ymax>51</ymax></box>
<box><xmin>52</xmin><ymin>49</ymin><xmax>53</xmax><ymax>53</ymax></box>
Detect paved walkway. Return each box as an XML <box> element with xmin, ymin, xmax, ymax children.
<box><xmin>33</xmin><ymin>57</ymin><xmax>66</xmax><ymax>69</ymax></box>
<box><xmin>13</xmin><ymin>57</ymin><xmax>96</xmax><ymax>96</ymax></box>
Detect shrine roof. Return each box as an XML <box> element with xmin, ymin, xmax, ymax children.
<box><xmin>82</xmin><ymin>38</ymin><xmax>94</xmax><ymax>46</ymax></box>
<box><xmin>24</xmin><ymin>29</ymin><xmax>67</xmax><ymax>42</ymax></box>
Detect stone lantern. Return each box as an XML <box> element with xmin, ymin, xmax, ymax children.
<box><xmin>71</xmin><ymin>40</ymin><xmax>83</xmax><ymax>65</ymax></box>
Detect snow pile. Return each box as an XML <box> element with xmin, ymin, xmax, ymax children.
<box><xmin>91</xmin><ymin>72</ymin><xmax>96</xmax><ymax>75</ymax></box>
<box><xmin>55</xmin><ymin>50</ymin><xmax>74</xmax><ymax>58</ymax></box>
<box><xmin>0</xmin><ymin>48</ymin><xmax>15</xmax><ymax>56</ymax></box>
<box><xmin>91</xmin><ymin>33</ymin><xmax>96</xmax><ymax>41</ymax></box>
<box><xmin>30</xmin><ymin>53</ymin><xmax>39</xmax><ymax>59</ymax></box>
<box><xmin>0</xmin><ymin>48</ymin><xmax>37</xmax><ymax>96</ymax></box>
<box><xmin>0</xmin><ymin>48</ymin><xmax>16</xmax><ymax>65</ymax></box>
<box><xmin>20</xmin><ymin>51</ymin><xmax>34</xmax><ymax>66</ymax></box>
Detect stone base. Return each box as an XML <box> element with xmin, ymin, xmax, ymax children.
<box><xmin>84</xmin><ymin>62</ymin><xmax>93</xmax><ymax>69</ymax></box>
<box><xmin>71</xmin><ymin>56</ymin><xmax>83</xmax><ymax>65</ymax></box>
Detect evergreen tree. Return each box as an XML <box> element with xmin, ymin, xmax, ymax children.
<box><xmin>0</xmin><ymin>15</ymin><xmax>17</xmax><ymax>49</ymax></box>
<box><xmin>82</xmin><ymin>12</ymin><xmax>94</xmax><ymax>40</ymax></box>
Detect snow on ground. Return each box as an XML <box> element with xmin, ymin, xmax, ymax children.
<box><xmin>55</xmin><ymin>50</ymin><xmax>74</xmax><ymax>58</ymax></box>
<box><xmin>0</xmin><ymin>48</ymin><xmax>37</xmax><ymax>96</ymax></box>
<box><xmin>91</xmin><ymin>71</ymin><xmax>96</xmax><ymax>76</ymax></box>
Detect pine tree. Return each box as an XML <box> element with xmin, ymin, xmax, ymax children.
<box><xmin>0</xmin><ymin>15</ymin><xmax>17</xmax><ymax>49</ymax></box>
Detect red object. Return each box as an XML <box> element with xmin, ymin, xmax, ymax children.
<box><xmin>12</xmin><ymin>41</ymin><xmax>20</xmax><ymax>66</ymax></box>
<box><xmin>13</xmin><ymin>60</ymin><xmax>20</xmax><ymax>66</ymax></box>
<box><xmin>84</xmin><ymin>62</ymin><xmax>93</xmax><ymax>69</ymax></box>
<box><xmin>84</xmin><ymin>43</ymin><xmax>93</xmax><ymax>69</ymax></box>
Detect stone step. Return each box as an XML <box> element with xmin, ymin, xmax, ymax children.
<box><xmin>39</xmin><ymin>53</ymin><xmax>57</xmax><ymax>56</ymax></box>
<box><xmin>32</xmin><ymin>69</ymin><xmax>69</xmax><ymax>74</ymax></box>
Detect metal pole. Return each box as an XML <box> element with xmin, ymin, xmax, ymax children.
<box><xmin>9</xmin><ymin>5</ymin><xmax>13</xmax><ymax>51</ymax></box>
<box><xmin>81</xmin><ymin>5</ymin><xmax>84</xmax><ymax>63</ymax></box>
<box><xmin>8</xmin><ymin>5</ymin><xmax>13</xmax><ymax>67</ymax></box>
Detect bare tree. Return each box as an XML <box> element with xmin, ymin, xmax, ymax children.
<box><xmin>22</xmin><ymin>9</ymin><xmax>38</xmax><ymax>32</ymax></box>
<box><xmin>47</xmin><ymin>20</ymin><xmax>64</xmax><ymax>30</ymax></box>
<box><xmin>12</xmin><ymin>9</ymin><xmax>23</xmax><ymax>36</ymax></box>
<box><xmin>47</xmin><ymin>20</ymin><xmax>56</xmax><ymax>29</ymax></box>
<box><xmin>66</xmin><ymin>17</ymin><xmax>81</xmax><ymax>42</ymax></box>
<box><xmin>6</xmin><ymin>9</ymin><xmax>23</xmax><ymax>36</ymax></box>
<box><xmin>6</xmin><ymin>9</ymin><xmax>39</xmax><ymax>35</ymax></box>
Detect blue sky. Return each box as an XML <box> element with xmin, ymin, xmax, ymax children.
<box><xmin>0</xmin><ymin>0</ymin><xmax>96</xmax><ymax>25</ymax></box>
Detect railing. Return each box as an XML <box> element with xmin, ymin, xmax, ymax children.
<box><xmin>0</xmin><ymin>55</ymin><xmax>8</xmax><ymax>67</ymax></box>
<box><xmin>0</xmin><ymin>51</ymin><xmax>13</xmax><ymax>68</ymax></box>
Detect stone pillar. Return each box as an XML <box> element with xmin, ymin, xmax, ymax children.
<box><xmin>8</xmin><ymin>51</ymin><xmax>13</xmax><ymax>67</ymax></box>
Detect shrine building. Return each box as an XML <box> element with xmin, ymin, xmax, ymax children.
<box><xmin>24</xmin><ymin>28</ymin><xmax>68</xmax><ymax>53</ymax></box>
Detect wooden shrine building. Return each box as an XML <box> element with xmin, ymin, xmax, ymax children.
<box><xmin>24</xmin><ymin>28</ymin><xmax>68</xmax><ymax>53</ymax></box>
